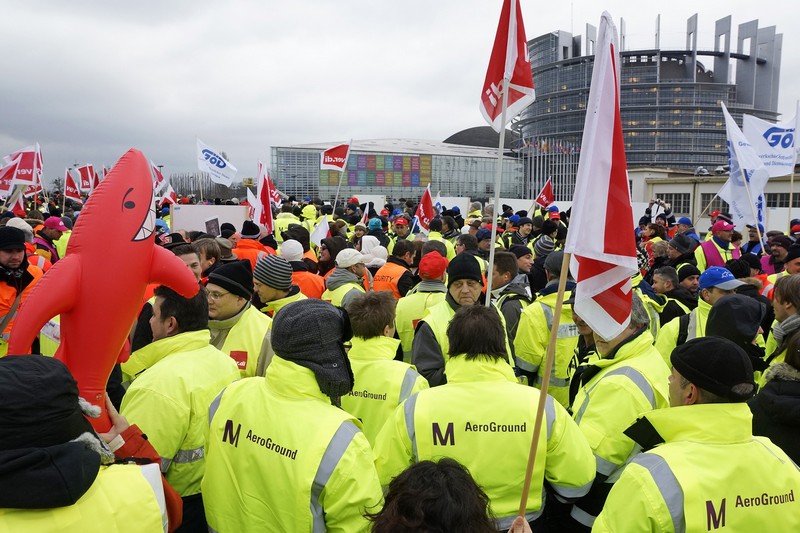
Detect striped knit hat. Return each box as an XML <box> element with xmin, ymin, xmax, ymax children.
<box><xmin>534</xmin><ymin>235</ymin><xmax>555</xmax><ymax>258</ymax></box>
<box><xmin>254</xmin><ymin>254</ymin><xmax>293</xmax><ymax>291</ymax></box>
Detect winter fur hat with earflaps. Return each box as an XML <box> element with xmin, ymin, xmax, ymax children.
<box><xmin>271</xmin><ymin>299</ymin><xmax>354</xmax><ymax>406</ymax></box>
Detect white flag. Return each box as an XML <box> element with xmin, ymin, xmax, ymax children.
<box><xmin>743</xmin><ymin>112</ymin><xmax>798</xmax><ymax>178</ymax></box>
<box><xmin>247</xmin><ymin>187</ymin><xmax>261</xmax><ymax>226</ymax></box>
<box><xmin>310</xmin><ymin>215</ymin><xmax>330</xmax><ymax>248</ymax></box>
<box><xmin>718</xmin><ymin>103</ymin><xmax>770</xmax><ymax>228</ymax></box>
<box><xmin>197</xmin><ymin>138</ymin><xmax>237</xmax><ymax>187</ymax></box>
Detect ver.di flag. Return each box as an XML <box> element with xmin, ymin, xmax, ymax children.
<box><xmin>76</xmin><ymin>164</ymin><xmax>94</xmax><ymax>191</ymax></box>
<box><xmin>64</xmin><ymin>168</ymin><xmax>82</xmax><ymax>203</ymax></box>
<box><xmin>197</xmin><ymin>138</ymin><xmax>237</xmax><ymax>187</ymax></box>
<box><xmin>534</xmin><ymin>178</ymin><xmax>554</xmax><ymax>208</ymax></box>
<box><xmin>718</xmin><ymin>103</ymin><xmax>771</xmax><ymax>228</ymax></box>
<box><xmin>480</xmin><ymin>0</ymin><xmax>535</xmax><ymax>132</ymax></box>
<box><xmin>564</xmin><ymin>13</ymin><xmax>638</xmax><ymax>341</ymax></box>
<box><xmin>320</xmin><ymin>143</ymin><xmax>351</xmax><ymax>171</ymax></box>
<box><xmin>159</xmin><ymin>184</ymin><xmax>178</xmax><ymax>207</ymax></box>
<box><xmin>256</xmin><ymin>160</ymin><xmax>275</xmax><ymax>234</ymax></box>
<box><xmin>415</xmin><ymin>185</ymin><xmax>435</xmax><ymax>234</ymax></box>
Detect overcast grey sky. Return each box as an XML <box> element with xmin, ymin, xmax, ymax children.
<box><xmin>0</xmin><ymin>1</ymin><xmax>795</xmax><ymax>185</ymax></box>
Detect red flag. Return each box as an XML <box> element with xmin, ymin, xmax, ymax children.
<box><xmin>480</xmin><ymin>0</ymin><xmax>535</xmax><ymax>133</ymax></box>
<box><xmin>151</xmin><ymin>161</ymin><xmax>167</xmax><ymax>194</ymax></box>
<box><xmin>103</xmin><ymin>166</ymin><xmax>111</xmax><ymax>178</ymax></box>
<box><xmin>159</xmin><ymin>184</ymin><xmax>178</xmax><ymax>207</ymax></box>
<box><xmin>7</xmin><ymin>147</ymin><xmax>40</xmax><ymax>186</ymax></box>
<box><xmin>415</xmin><ymin>185</ymin><xmax>435</xmax><ymax>234</ymax></box>
<box><xmin>0</xmin><ymin>160</ymin><xmax>19</xmax><ymax>197</ymax></box>
<box><xmin>24</xmin><ymin>182</ymin><xmax>43</xmax><ymax>198</ymax></box>
<box><xmin>268</xmin><ymin>176</ymin><xmax>281</xmax><ymax>206</ymax></box>
<box><xmin>8</xmin><ymin>185</ymin><xmax>27</xmax><ymax>217</ymax></box>
<box><xmin>76</xmin><ymin>164</ymin><xmax>94</xmax><ymax>191</ymax></box>
<box><xmin>564</xmin><ymin>13</ymin><xmax>637</xmax><ymax>340</ymax></box>
<box><xmin>534</xmin><ymin>178</ymin><xmax>554</xmax><ymax>208</ymax></box>
<box><xmin>91</xmin><ymin>169</ymin><xmax>101</xmax><ymax>190</ymax></box>
<box><xmin>320</xmin><ymin>143</ymin><xmax>350</xmax><ymax>171</ymax></box>
<box><xmin>64</xmin><ymin>169</ymin><xmax>82</xmax><ymax>203</ymax></box>
<box><xmin>256</xmin><ymin>161</ymin><xmax>275</xmax><ymax>234</ymax></box>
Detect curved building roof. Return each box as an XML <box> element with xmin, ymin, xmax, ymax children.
<box><xmin>443</xmin><ymin>126</ymin><xmax>519</xmax><ymax>149</ymax></box>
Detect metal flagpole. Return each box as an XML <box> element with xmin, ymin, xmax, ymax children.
<box><xmin>741</xmin><ymin>171</ymin><xmax>766</xmax><ymax>251</ymax></box>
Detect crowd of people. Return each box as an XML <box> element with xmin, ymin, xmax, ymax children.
<box><xmin>0</xmin><ymin>193</ymin><xmax>799</xmax><ymax>532</ymax></box>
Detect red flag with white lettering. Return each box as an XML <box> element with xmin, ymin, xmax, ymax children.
<box><xmin>64</xmin><ymin>169</ymin><xmax>82</xmax><ymax>203</ymax></box>
<box><xmin>415</xmin><ymin>185</ymin><xmax>435</xmax><ymax>234</ymax></box>
<box><xmin>320</xmin><ymin>143</ymin><xmax>350</xmax><ymax>171</ymax></box>
<box><xmin>76</xmin><ymin>164</ymin><xmax>94</xmax><ymax>191</ymax></box>
<box><xmin>564</xmin><ymin>13</ymin><xmax>637</xmax><ymax>341</ymax></box>
<box><xmin>480</xmin><ymin>0</ymin><xmax>535</xmax><ymax>133</ymax></box>
<box><xmin>0</xmin><ymin>160</ymin><xmax>19</xmax><ymax>197</ymax></box>
<box><xmin>534</xmin><ymin>178</ymin><xmax>554</xmax><ymax>208</ymax></box>
<box><xmin>256</xmin><ymin>161</ymin><xmax>275</xmax><ymax>234</ymax></box>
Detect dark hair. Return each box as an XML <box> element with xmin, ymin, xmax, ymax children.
<box><xmin>429</xmin><ymin>218</ymin><xmax>443</xmax><ymax>232</ymax></box>
<box><xmin>442</xmin><ymin>216</ymin><xmax>456</xmax><ymax>231</ymax></box>
<box><xmin>653</xmin><ymin>266</ymin><xmax>678</xmax><ymax>288</ymax></box>
<box><xmin>193</xmin><ymin>238</ymin><xmax>221</xmax><ymax>264</ymax></box>
<box><xmin>392</xmin><ymin>239</ymin><xmax>415</xmax><ymax>259</ymax></box>
<box><xmin>187</xmin><ymin>230</ymin><xmax>209</xmax><ymax>242</ymax></box>
<box><xmin>456</xmin><ymin>234</ymin><xmax>478</xmax><ymax>251</ymax></box>
<box><xmin>493</xmin><ymin>251</ymin><xmax>518</xmax><ymax>278</ymax></box>
<box><xmin>724</xmin><ymin>258</ymin><xmax>751</xmax><ymax>279</ymax></box>
<box><xmin>447</xmin><ymin>305</ymin><xmax>507</xmax><ymax>360</ymax></box>
<box><xmin>366</xmin><ymin>458</ymin><xmax>496</xmax><ymax>533</ymax></box>
<box><xmin>647</xmin><ymin>223</ymin><xmax>668</xmax><ymax>240</ymax></box>
<box><xmin>170</xmin><ymin>243</ymin><xmax>198</xmax><ymax>258</ymax></box>
<box><xmin>421</xmin><ymin>240</ymin><xmax>447</xmax><ymax>258</ymax></box>
<box><xmin>153</xmin><ymin>284</ymin><xmax>208</xmax><ymax>333</ymax></box>
<box><xmin>347</xmin><ymin>291</ymin><xmax>396</xmax><ymax>339</ymax></box>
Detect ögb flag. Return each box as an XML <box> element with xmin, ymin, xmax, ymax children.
<box><xmin>310</xmin><ymin>215</ymin><xmax>331</xmax><ymax>248</ymax></box>
<box><xmin>320</xmin><ymin>143</ymin><xmax>351</xmax><ymax>171</ymax></box>
<box><xmin>64</xmin><ymin>168</ymin><xmax>82</xmax><ymax>203</ymax></box>
<box><xmin>197</xmin><ymin>138</ymin><xmax>237</xmax><ymax>187</ymax></box>
<box><xmin>534</xmin><ymin>178</ymin><xmax>554</xmax><ymax>208</ymax></box>
<box><xmin>743</xmin><ymin>111</ymin><xmax>798</xmax><ymax>178</ymax></box>
<box><xmin>415</xmin><ymin>185</ymin><xmax>435</xmax><ymax>234</ymax></box>
<box><xmin>718</xmin><ymin>103</ymin><xmax>770</xmax><ymax>228</ymax></box>
<box><xmin>564</xmin><ymin>13</ymin><xmax>637</xmax><ymax>341</ymax></box>
<box><xmin>480</xmin><ymin>0</ymin><xmax>535</xmax><ymax>133</ymax></box>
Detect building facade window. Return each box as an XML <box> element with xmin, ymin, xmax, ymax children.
<box><xmin>658</xmin><ymin>193</ymin><xmax>691</xmax><ymax>215</ymax></box>
<box><xmin>700</xmin><ymin>193</ymin><xmax>730</xmax><ymax>213</ymax></box>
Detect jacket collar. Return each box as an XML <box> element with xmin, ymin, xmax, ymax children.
<box><xmin>209</xmin><ymin>301</ymin><xmax>251</xmax><ymax>331</ymax></box>
<box><xmin>265</xmin><ymin>355</ymin><xmax>330</xmax><ymax>402</ymax></box>
<box><xmin>348</xmin><ymin>336</ymin><xmax>400</xmax><ymax>360</ymax></box>
<box><xmin>123</xmin><ymin>330</ymin><xmax>212</xmax><ymax>380</ymax></box>
<box><xmin>444</xmin><ymin>355</ymin><xmax>517</xmax><ymax>384</ymax></box>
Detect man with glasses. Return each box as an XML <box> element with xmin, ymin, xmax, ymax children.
<box><xmin>206</xmin><ymin>260</ymin><xmax>272</xmax><ymax>377</ymax></box>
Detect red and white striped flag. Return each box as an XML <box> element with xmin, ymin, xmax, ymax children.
<box><xmin>151</xmin><ymin>161</ymin><xmax>167</xmax><ymax>194</ymax></box>
<box><xmin>480</xmin><ymin>0</ymin><xmax>535</xmax><ymax>132</ymax></box>
<box><xmin>64</xmin><ymin>168</ymin><xmax>82</xmax><ymax>203</ymax></box>
<box><xmin>415</xmin><ymin>185</ymin><xmax>435</xmax><ymax>234</ymax></box>
<box><xmin>159</xmin><ymin>184</ymin><xmax>178</xmax><ymax>207</ymax></box>
<box><xmin>534</xmin><ymin>178</ymin><xmax>554</xmax><ymax>208</ymax></box>
<box><xmin>564</xmin><ymin>13</ymin><xmax>637</xmax><ymax>340</ymax></box>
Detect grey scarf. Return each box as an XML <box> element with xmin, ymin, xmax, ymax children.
<box><xmin>772</xmin><ymin>313</ymin><xmax>800</xmax><ymax>347</ymax></box>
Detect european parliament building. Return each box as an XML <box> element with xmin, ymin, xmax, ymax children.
<box><xmin>517</xmin><ymin>14</ymin><xmax>782</xmax><ymax>201</ymax></box>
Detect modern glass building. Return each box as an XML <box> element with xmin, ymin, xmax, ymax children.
<box><xmin>271</xmin><ymin>138</ymin><xmax>523</xmax><ymax>202</ymax></box>
<box><xmin>516</xmin><ymin>14</ymin><xmax>783</xmax><ymax>201</ymax></box>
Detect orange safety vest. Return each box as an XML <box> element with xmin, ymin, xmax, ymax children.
<box><xmin>371</xmin><ymin>261</ymin><xmax>409</xmax><ymax>299</ymax></box>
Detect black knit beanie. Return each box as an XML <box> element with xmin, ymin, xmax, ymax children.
<box><xmin>447</xmin><ymin>253</ymin><xmax>483</xmax><ymax>288</ymax></box>
<box><xmin>670</xmin><ymin>337</ymin><xmax>756</xmax><ymax>402</ymax></box>
<box><xmin>207</xmin><ymin>259</ymin><xmax>254</xmax><ymax>299</ymax></box>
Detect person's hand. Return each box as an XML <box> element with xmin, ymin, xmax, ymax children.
<box><xmin>648</xmin><ymin>199</ymin><xmax>655</xmax><ymax>206</ymax></box>
<box><xmin>664</xmin><ymin>203</ymin><xmax>671</xmax><ymax>211</ymax></box>
<box><xmin>507</xmin><ymin>516</ymin><xmax>532</xmax><ymax>533</ymax></box>
<box><xmin>98</xmin><ymin>394</ymin><xmax>130</xmax><ymax>444</ymax></box>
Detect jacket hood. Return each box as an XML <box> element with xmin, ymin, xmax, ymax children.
<box><xmin>755</xmin><ymin>363</ymin><xmax>800</xmax><ymax>424</ymax></box>
<box><xmin>326</xmin><ymin>267</ymin><xmax>360</xmax><ymax>291</ymax></box>
<box><xmin>664</xmin><ymin>286</ymin><xmax>697</xmax><ymax>308</ymax></box>
<box><xmin>0</xmin><ymin>442</ymin><xmax>100</xmax><ymax>509</ymax></box>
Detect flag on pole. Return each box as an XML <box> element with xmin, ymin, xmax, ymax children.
<box><xmin>718</xmin><ymin>103</ymin><xmax>771</xmax><ymax>228</ymax></box>
<box><xmin>0</xmin><ymin>160</ymin><xmax>19</xmax><ymax>197</ymax></box>
<box><xmin>159</xmin><ymin>184</ymin><xmax>178</xmax><ymax>207</ymax></box>
<box><xmin>415</xmin><ymin>185</ymin><xmax>435</xmax><ymax>234</ymax></box>
<box><xmin>197</xmin><ymin>138</ymin><xmax>237</xmax><ymax>187</ymax></box>
<box><xmin>310</xmin><ymin>215</ymin><xmax>331</xmax><ymax>247</ymax></box>
<box><xmin>76</xmin><ymin>165</ymin><xmax>94</xmax><ymax>191</ymax></box>
<box><xmin>742</xmin><ymin>112</ymin><xmax>798</xmax><ymax>178</ymax></box>
<box><xmin>256</xmin><ymin>161</ymin><xmax>275</xmax><ymax>234</ymax></box>
<box><xmin>534</xmin><ymin>178</ymin><xmax>554</xmax><ymax>208</ymax></box>
<box><xmin>267</xmin><ymin>175</ymin><xmax>282</xmax><ymax>206</ymax></box>
<box><xmin>5</xmin><ymin>144</ymin><xmax>42</xmax><ymax>186</ymax></box>
<box><xmin>8</xmin><ymin>185</ymin><xmax>27</xmax><ymax>217</ymax></box>
<box><xmin>564</xmin><ymin>12</ymin><xmax>638</xmax><ymax>341</ymax></box>
<box><xmin>151</xmin><ymin>161</ymin><xmax>167</xmax><ymax>194</ymax></box>
<box><xmin>91</xmin><ymin>169</ymin><xmax>101</xmax><ymax>191</ymax></box>
<box><xmin>320</xmin><ymin>143</ymin><xmax>351</xmax><ymax>171</ymax></box>
<box><xmin>64</xmin><ymin>168</ymin><xmax>82</xmax><ymax>203</ymax></box>
<box><xmin>479</xmin><ymin>0</ymin><xmax>535</xmax><ymax>133</ymax></box>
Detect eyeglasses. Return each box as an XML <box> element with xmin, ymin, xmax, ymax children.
<box><xmin>207</xmin><ymin>290</ymin><xmax>231</xmax><ymax>301</ymax></box>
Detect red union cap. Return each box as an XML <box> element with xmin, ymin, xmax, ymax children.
<box><xmin>418</xmin><ymin>252</ymin><xmax>448</xmax><ymax>280</ymax></box>
<box><xmin>710</xmin><ymin>210</ymin><xmax>722</xmax><ymax>217</ymax></box>
<box><xmin>394</xmin><ymin>217</ymin><xmax>409</xmax><ymax>226</ymax></box>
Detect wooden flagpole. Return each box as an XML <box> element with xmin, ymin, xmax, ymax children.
<box><xmin>518</xmin><ymin>250</ymin><xmax>571</xmax><ymax>516</ymax></box>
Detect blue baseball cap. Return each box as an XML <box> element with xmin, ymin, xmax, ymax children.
<box><xmin>698</xmin><ymin>267</ymin><xmax>746</xmax><ymax>291</ymax></box>
<box><xmin>476</xmin><ymin>228</ymin><xmax>493</xmax><ymax>241</ymax></box>
<box><xmin>677</xmin><ymin>217</ymin><xmax>692</xmax><ymax>226</ymax></box>
<box><xmin>509</xmin><ymin>214</ymin><xmax>520</xmax><ymax>224</ymax></box>
<box><xmin>746</xmin><ymin>223</ymin><xmax>765</xmax><ymax>234</ymax></box>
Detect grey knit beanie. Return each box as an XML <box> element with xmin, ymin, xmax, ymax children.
<box><xmin>254</xmin><ymin>255</ymin><xmax>293</xmax><ymax>291</ymax></box>
<box><xmin>272</xmin><ymin>300</ymin><xmax>354</xmax><ymax>405</ymax></box>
